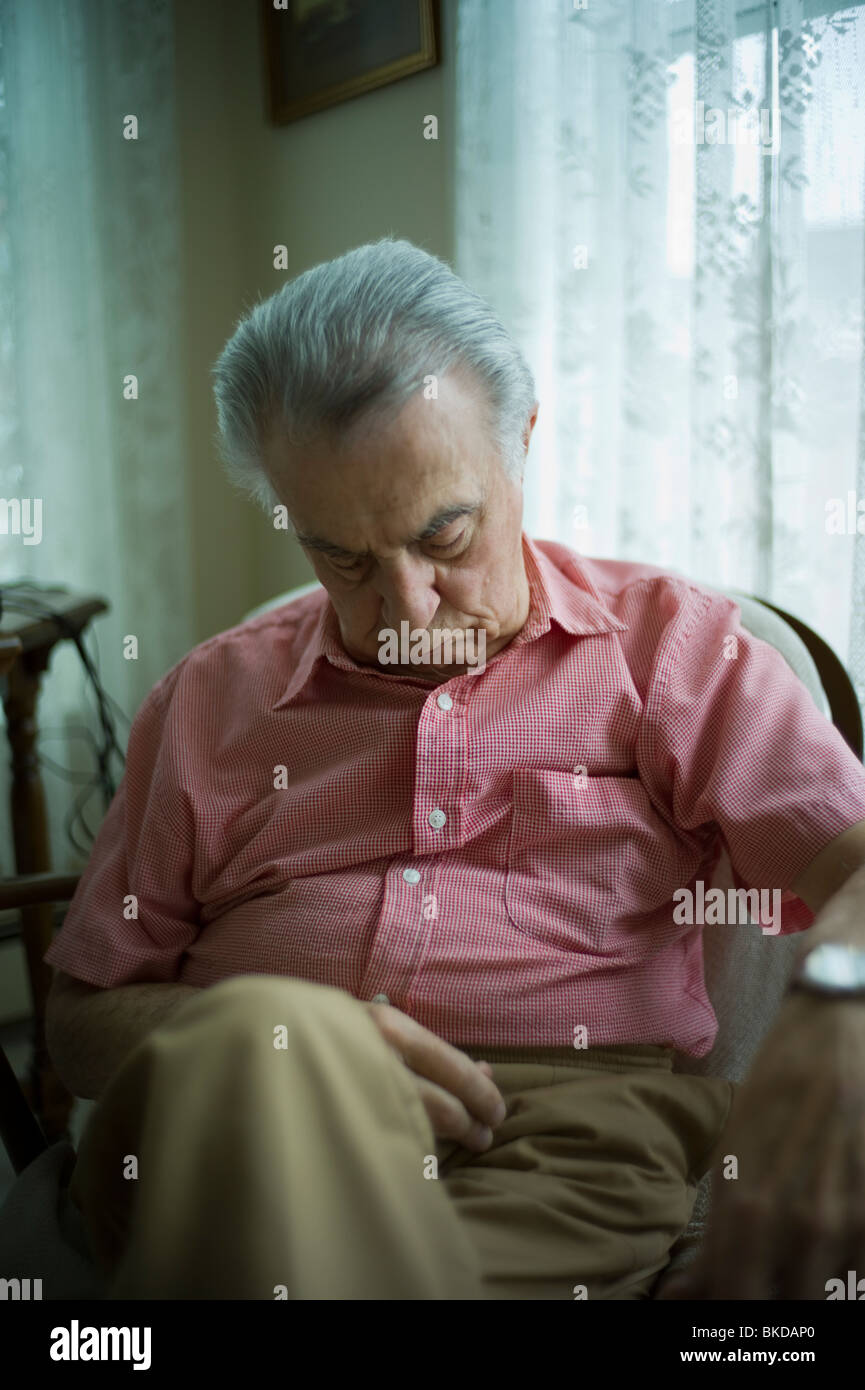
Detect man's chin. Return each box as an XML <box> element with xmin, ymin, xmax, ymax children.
<box><xmin>343</xmin><ymin>649</ymin><xmax>474</xmax><ymax>681</ymax></box>
<box><xmin>379</xmin><ymin>661</ymin><xmax>463</xmax><ymax>680</ymax></box>
<box><xmin>357</xmin><ymin>651</ymin><xmax>449</xmax><ymax>678</ymax></box>
<box><xmin>343</xmin><ymin>625</ymin><xmax>495</xmax><ymax>678</ymax></box>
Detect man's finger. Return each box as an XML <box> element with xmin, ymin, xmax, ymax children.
<box><xmin>411</xmin><ymin>1074</ymin><xmax>495</xmax><ymax>1151</ymax></box>
<box><xmin>371</xmin><ymin>1004</ymin><xmax>506</xmax><ymax>1128</ymax></box>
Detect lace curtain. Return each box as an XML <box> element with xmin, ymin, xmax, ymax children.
<box><xmin>455</xmin><ymin>0</ymin><xmax>865</xmax><ymax>715</ymax></box>
<box><xmin>0</xmin><ymin>0</ymin><xmax>194</xmax><ymax>870</ymax></box>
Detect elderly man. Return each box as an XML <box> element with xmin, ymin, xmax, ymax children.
<box><xmin>46</xmin><ymin>238</ymin><xmax>865</xmax><ymax>1301</ymax></box>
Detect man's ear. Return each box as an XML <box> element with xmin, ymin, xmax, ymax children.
<box><xmin>523</xmin><ymin>400</ymin><xmax>540</xmax><ymax>452</ymax></box>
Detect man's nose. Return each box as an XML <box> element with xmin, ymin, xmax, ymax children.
<box><xmin>377</xmin><ymin>559</ymin><xmax>440</xmax><ymax>633</ymax></box>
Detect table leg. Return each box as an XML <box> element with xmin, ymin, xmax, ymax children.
<box><xmin>3</xmin><ymin>652</ymin><xmax>74</xmax><ymax>1141</ymax></box>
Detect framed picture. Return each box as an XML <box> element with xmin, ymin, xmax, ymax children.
<box><xmin>261</xmin><ymin>0</ymin><xmax>441</xmax><ymax>125</ymax></box>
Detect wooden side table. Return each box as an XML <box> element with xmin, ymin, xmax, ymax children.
<box><xmin>0</xmin><ymin>585</ymin><xmax>109</xmax><ymax>1139</ymax></box>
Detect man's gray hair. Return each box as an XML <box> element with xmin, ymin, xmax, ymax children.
<box><xmin>211</xmin><ymin>237</ymin><xmax>536</xmax><ymax>512</ymax></box>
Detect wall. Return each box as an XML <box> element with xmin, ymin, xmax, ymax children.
<box><xmin>174</xmin><ymin>0</ymin><xmax>458</xmax><ymax>643</ymax></box>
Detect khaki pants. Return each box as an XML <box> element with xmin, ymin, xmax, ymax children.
<box><xmin>68</xmin><ymin>975</ymin><xmax>735</xmax><ymax>1300</ymax></box>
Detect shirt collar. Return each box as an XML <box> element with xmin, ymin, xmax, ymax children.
<box><xmin>271</xmin><ymin>532</ymin><xmax>627</xmax><ymax>710</ymax></box>
<box><xmin>517</xmin><ymin>533</ymin><xmax>630</xmax><ymax>644</ymax></box>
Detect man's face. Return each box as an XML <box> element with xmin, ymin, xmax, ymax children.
<box><xmin>262</xmin><ymin>371</ymin><xmax>537</xmax><ymax>680</ymax></box>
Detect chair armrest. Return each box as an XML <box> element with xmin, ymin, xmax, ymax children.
<box><xmin>0</xmin><ymin>873</ymin><xmax>81</xmax><ymax>911</ymax></box>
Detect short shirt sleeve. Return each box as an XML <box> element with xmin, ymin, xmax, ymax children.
<box><xmin>44</xmin><ymin>665</ymin><xmax>200</xmax><ymax>986</ymax></box>
<box><xmin>637</xmin><ymin>582</ymin><xmax>865</xmax><ymax>935</ymax></box>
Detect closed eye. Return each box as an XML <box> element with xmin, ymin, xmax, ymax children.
<box><xmin>328</xmin><ymin>556</ymin><xmax>369</xmax><ymax>583</ymax></box>
<box><xmin>327</xmin><ymin>528</ymin><xmax>468</xmax><ymax>574</ymax></box>
<box><xmin>425</xmin><ymin>528</ymin><xmax>467</xmax><ymax>555</ymax></box>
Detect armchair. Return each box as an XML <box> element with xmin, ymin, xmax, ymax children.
<box><xmin>0</xmin><ymin>581</ymin><xmax>859</xmax><ymax>1298</ymax></box>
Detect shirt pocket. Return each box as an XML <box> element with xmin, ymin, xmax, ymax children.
<box><xmin>504</xmin><ymin>769</ymin><xmax>700</xmax><ymax>959</ymax></box>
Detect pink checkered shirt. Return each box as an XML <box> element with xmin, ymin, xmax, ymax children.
<box><xmin>45</xmin><ymin>534</ymin><xmax>865</xmax><ymax>1056</ymax></box>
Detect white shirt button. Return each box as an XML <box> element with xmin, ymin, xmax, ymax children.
<box><xmin>402</xmin><ymin>868</ymin><xmax>421</xmax><ymax>884</ymax></box>
<box><xmin>371</xmin><ymin>992</ymin><xmax>390</xmax><ymax>1005</ymax></box>
<box><xmin>437</xmin><ymin>692</ymin><xmax>453</xmax><ymax>710</ymax></box>
<box><xmin>428</xmin><ymin>808</ymin><xmax>447</xmax><ymax>830</ymax></box>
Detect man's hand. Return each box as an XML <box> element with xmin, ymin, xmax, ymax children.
<box><xmin>657</xmin><ymin>990</ymin><xmax>865</xmax><ymax>1299</ymax></box>
<box><xmin>364</xmin><ymin>1000</ymin><xmax>507</xmax><ymax>1153</ymax></box>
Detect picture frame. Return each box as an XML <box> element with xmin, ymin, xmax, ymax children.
<box><xmin>261</xmin><ymin>0</ymin><xmax>441</xmax><ymax>125</ymax></box>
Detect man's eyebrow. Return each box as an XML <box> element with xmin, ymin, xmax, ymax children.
<box><xmin>295</xmin><ymin>503</ymin><xmax>481</xmax><ymax>559</ymax></box>
<box><xmin>415</xmin><ymin>503</ymin><xmax>480</xmax><ymax>540</ymax></box>
<box><xmin>293</xmin><ymin>533</ymin><xmax>364</xmax><ymax>560</ymax></box>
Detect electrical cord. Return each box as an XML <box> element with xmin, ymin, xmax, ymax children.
<box><xmin>0</xmin><ymin>581</ymin><xmax>128</xmax><ymax>855</ymax></box>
